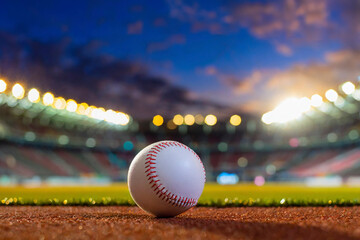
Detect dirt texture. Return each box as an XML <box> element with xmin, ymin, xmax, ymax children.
<box><xmin>0</xmin><ymin>206</ymin><xmax>359</xmax><ymax>240</ymax></box>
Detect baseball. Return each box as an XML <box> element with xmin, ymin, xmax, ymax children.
<box><xmin>127</xmin><ymin>140</ymin><xmax>206</xmax><ymax>217</ymax></box>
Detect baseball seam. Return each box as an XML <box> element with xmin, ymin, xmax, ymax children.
<box><xmin>144</xmin><ymin>141</ymin><xmax>205</xmax><ymax>208</ymax></box>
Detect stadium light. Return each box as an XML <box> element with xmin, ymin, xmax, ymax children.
<box><xmin>204</xmin><ymin>114</ymin><xmax>217</xmax><ymax>126</ymax></box>
<box><xmin>105</xmin><ymin>109</ymin><xmax>117</xmax><ymax>123</ymax></box>
<box><xmin>167</xmin><ymin>120</ymin><xmax>177</xmax><ymax>130</ymax></box>
<box><xmin>53</xmin><ymin>97</ymin><xmax>66</xmax><ymax>109</ymax></box>
<box><xmin>66</xmin><ymin>99</ymin><xmax>78</xmax><ymax>112</ymax></box>
<box><xmin>230</xmin><ymin>114</ymin><xmax>241</xmax><ymax>126</ymax></box>
<box><xmin>335</xmin><ymin>96</ymin><xmax>345</xmax><ymax>108</ymax></box>
<box><xmin>184</xmin><ymin>114</ymin><xmax>195</xmax><ymax>125</ymax></box>
<box><xmin>352</xmin><ymin>89</ymin><xmax>360</xmax><ymax>101</ymax></box>
<box><xmin>310</xmin><ymin>94</ymin><xmax>323</xmax><ymax>107</ymax></box>
<box><xmin>325</xmin><ymin>89</ymin><xmax>338</xmax><ymax>102</ymax></box>
<box><xmin>77</xmin><ymin>103</ymin><xmax>88</xmax><ymax>115</ymax></box>
<box><xmin>342</xmin><ymin>81</ymin><xmax>355</xmax><ymax>95</ymax></box>
<box><xmin>261</xmin><ymin>111</ymin><xmax>273</xmax><ymax>125</ymax></box>
<box><xmin>117</xmin><ymin>112</ymin><xmax>130</xmax><ymax>125</ymax></box>
<box><xmin>91</xmin><ymin>107</ymin><xmax>106</xmax><ymax>120</ymax></box>
<box><xmin>299</xmin><ymin>97</ymin><xmax>311</xmax><ymax>113</ymax></box>
<box><xmin>12</xmin><ymin>83</ymin><xmax>25</xmax><ymax>99</ymax></box>
<box><xmin>195</xmin><ymin>114</ymin><xmax>204</xmax><ymax>125</ymax></box>
<box><xmin>43</xmin><ymin>92</ymin><xmax>54</xmax><ymax>106</ymax></box>
<box><xmin>0</xmin><ymin>79</ymin><xmax>6</xmax><ymax>93</ymax></box>
<box><xmin>85</xmin><ymin>105</ymin><xmax>96</xmax><ymax>116</ymax></box>
<box><xmin>28</xmin><ymin>88</ymin><xmax>40</xmax><ymax>103</ymax></box>
<box><xmin>153</xmin><ymin>115</ymin><xmax>164</xmax><ymax>126</ymax></box>
<box><xmin>173</xmin><ymin>114</ymin><xmax>184</xmax><ymax>125</ymax></box>
<box><xmin>272</xmin><ymin>98</ymin><xmax>302</xmax><ymax>123</ymax></box>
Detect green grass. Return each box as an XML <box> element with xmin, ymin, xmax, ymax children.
<box><xmin>0</xmin><ymin>183</ymin><xmax>360</xmax><ymax>207</ymax></box>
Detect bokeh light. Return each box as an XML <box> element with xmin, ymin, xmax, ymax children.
<box><xmin>237</xmin><ymin>157</ymin><xmax>248</xmax><ymax>167</ymax></box>
<box><xmin>43</xmin><ymin>92</ymin><xmax>54</xmax><ymax>106</ymax></box>
<box><xmin>66</xmin><ymin>99</ymin><xmax>78</xmax><ymax>112</ymax></box>
<box><xmin>230</xmin><ymin>114</ymin><xmax>241</xmax><ymax>126</ymax></box>
<box><xmin>254</xmin><ymin>176</ymin><xmax>265</xmax><ymax>186</ymax></box>
<box><xmin>184</xmin><ymin>114</ymin><xmax>195</xmax><ymax>125</ymax></box>
<box><xmin>152</xmin><ymin>115</ymin><xmax>164</xmax><ymax>126</ymax></box>
<box><xmin>261</xmin><ymin>112</ymin><xmax>273</xmax><ymax>125</ymax></box>
<box><xmin>342</xmin><ymin>81</ymin><xmax>355</xmax><ymax>95</ymax></box>
<box><xmin>53</xmin><ymin>97</ymin><xmax>66</xmax><ymax>110</ymax></box>
<box><xmin>91</xmin><ymin>107</ymin><xmax>106</xmax><ymax>120</ymax></box>
<box><xmin>0</xmin><ymin>79</ymin><xmax>7</xmax><ymax>93</ymax></box>
<box><xmin>12</xmin><ymin>83</ymin><xmax>25</xmax><ymax>99</ymax></box>
<box><xmin>195</xmin><ymin>114</ymin><xmax>204</xmax><ymax>125</ymax></box>
<box><xmin>167</xmin><ymin>120</ymin><xmax>177</xmax><ymax>130</ymax></box>
<box><xmin>77</xmin><ymin>103</ymin><xmax>88</xmax><ymax>115</ymax></box>
<box><xmin>325</xmin><ymin>89</ymin><xmax>338</xmax><ymax>102</ymax></box>
<box><xmin>117</xmin><ymin>112</ymin><xmax>130</xmax><ymax>125</ymax></box>
<box><xmin>299</xmin><ymin>97</ymin><xmax>311</xmax><ymax>113</ymax></box>
<box><xmin>105</xmin><ymin>109</ymin><xmax>117</xmax><ymax>123</ymax></box>
<box><xmin>28</xmin><ymin>88</ymin><xmax>40</xmax><ymax>103</ymax></box>
<box><xmin>204</xmin><ymin>114</ymin><xmax>217</xmax><ymax>126</ymax></box>
<box><xmin>173</xmin><ymin>114</ymin><xmax>184</xmax><ymax>125</ymax></box>
<box><xmin>123</xmin><ymin>141</ymin><xmax>134</xmax><ymax>151</ymax></box>
<box><xmin>85</xmin><ymin>106</ymin><xmax>96</xmax><ymax>117</ymax></box>
<box><xmin>310</xmin><ymin>94</ymin><xmax>323</xmax><ymax>107</ymax></box>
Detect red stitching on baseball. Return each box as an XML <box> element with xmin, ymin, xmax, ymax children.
<box><xmin>144</xmin><ymin>141</ymin><xmax>205</xmax><ymax>208</ymax></box>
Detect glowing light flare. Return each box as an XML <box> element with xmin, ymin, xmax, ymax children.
<box><xmin>66</xmin><ymin>99</ymin><xmax>77</xmax><ymax>112</ymax></box>
<box><xmin>173</xmin><ymin>114</ymin><xmax>184</xmax><ymax>125</ymax></box>
<box><xmin>310</xmin><ymin>94</ymin><xmax>323</xmax><ymax>107</ymax></box>
<box><xmin>28</xmin><ymin>88</ymin><xmax>40</xmax><ymax>103</ymax></box>
<box><xmin>261</xmin><ymin>111</ymin><xmax>274</xmax><ymax>125</ymax></box>
<box><xmin>43</xmin><ymin>92</ymin><xmax>54</xmax><ymax>106</ymax></box>
<box><xmin>342</xmin><ymin>81</ymin><xmax>355</xmax><ymax>95</ymax></box>
<box><xmin>152</xmin><ymin>115</ymin><xmax>164</xmax><ymax>126</ymax></box>
<box><xmin>204</xmin><ymin>114</ymin><xmax>217</xmax><ymax>126</ymax></box>
<box><xmin>272</xmin><ymin>98</ymin><xmax>302</xmax><ymax>123</ymax></box>
<box><xmin>53</xmin><ymin>97</ymin><xmax>66</xmax><ymax>109</ymax></box>
<box><xmin>261</xmin><ymin>97</ymin><xmax>313</xmax><ymax>124</ymax></box>
<box><xmin>184</xmin><ymin>114</ymin><xmax>195</xmax><ymax>125</ymax></box>
<box><xmin>0</xmin><ymin>79</ymin><xmax>7</xmax><ymax>93</ymax></box>
<box><xmin>325</xmin><ymin>89</ymin><xmax>338</xmax><ymax>102</ymax></box>
<box><xmin>12</xmin><ymin>83</ymin><xmax>25</xmax><ymax>99</ymax></box>
<box><xmin>230</xmin><ymin>114</ymin><xmax>242</xmax><ymax>126</ymax></box>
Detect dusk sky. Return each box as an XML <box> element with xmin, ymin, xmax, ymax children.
<box><xmin>0</xmin><ymin>0</ymin><xmax>359</xmax><ymax>118</ymax></box>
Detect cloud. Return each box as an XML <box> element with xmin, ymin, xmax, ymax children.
<box><xmin>166</xmin><ymin>0</ymin><xmax>360</xmax><ymax>54</ymax></box>
<box><xmin>127</xmin><ymin>21</ymin><xmax>143</xmax><ymax>34</ymax></box>
<box><xmin>0</xmin><ymin>31</ymin><xmax>224</xmax><ymax>119</ymax></box>
<box><xmin>167</xmin><ymin>0</ymin><xmax>225</xmax><ymax>34</ymax></box>
<box><xmin>200</xmin><ymin>66</ymin><xmax>267</xmax><ymax>94</ymax></box>
<box><xmin>275</xmin><ymin>43</ymin><xmax>293</xmax><ymax>56</ymax></box>
<box><xmin>153</xmin><ymin>18</ymin><xmax>167</xmax><ymax>27</ymax></box>
<box><xmin>147</xmin><ymin>34</ymin><xmax>186</xmax><ymax>52</ymax></box>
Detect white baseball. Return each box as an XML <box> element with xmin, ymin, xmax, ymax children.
<box><xmin>127</xmin><ymin>140</ymin><xmax>206</xmax><ymax>217</ymax></box>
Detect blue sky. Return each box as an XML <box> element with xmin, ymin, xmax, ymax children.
<box><xmin>0</xmin><ymin>0</ymin><xmax>359</xmax><ymax>117</ymax></box>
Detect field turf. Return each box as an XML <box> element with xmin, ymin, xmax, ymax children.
<box><xmin>1</xmin><ymin>183</ymin><xmax>360</xmax><ymax>207</ymax></box>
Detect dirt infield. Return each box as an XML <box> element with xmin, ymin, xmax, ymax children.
<box><xmin>0</xmin><ymin>206</ymin><xmax>359</xmax><ymax>240</ymax></box>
